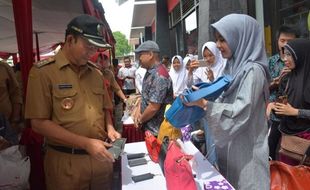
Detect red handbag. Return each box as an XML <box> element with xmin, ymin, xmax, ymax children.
<box><xmin>164</xmin><ymin>140</ymin><xmax>197</xmax><ymax>190</ymax></box>
<box><xmin>145</xmin><ymin>130</ymin><xmax>161</xmax><ymax>163</ymax></box>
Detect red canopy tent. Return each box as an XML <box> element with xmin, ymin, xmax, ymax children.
<box><xmin>0</xmin><ymin>1</ymin><xmax>115</xmax><ymax>189</ymax></box>
<box><xmin>0</xmin><ymin>0</ymin><xmax>115</xmax><ymax>94</ymax></box>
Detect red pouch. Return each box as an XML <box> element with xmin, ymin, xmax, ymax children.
<box><xmin>164</xmin><ymin>140</ymin><xmax>197</xmax><ymax>190</ymax></box>
<box><xmin>145</xmin><ymin>130</ymin><xmax>161</xmax><ymax>163</ymax></box>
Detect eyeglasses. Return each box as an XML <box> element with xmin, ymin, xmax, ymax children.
<box><xmin>283</xmin><ymin>51</ymin><xmax>292</xmax><ymax>58</ymax></box>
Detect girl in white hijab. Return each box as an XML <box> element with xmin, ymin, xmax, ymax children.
<box><xmin>169</xmin><ymin>55</ymin><xmax>187</xmax><ymax>97</ymax></box>
<box><xmin>187</xmin><ymin>42</ymin><xmax>226</xmax><ymax>86</ymax></box>
<box><xmin>183</xmin><ymin>54</ymin><xmax>193</xmax><ymax>75</ymax></box>
<box><xmin>186</xmin><ymin>43</ymin><xmax>226</xmax><ymax>167</ymax></box>
<box><xmin>202</xmin><ymin>42</ymin><xmax>226</xmax><ymax>81</ymax></box>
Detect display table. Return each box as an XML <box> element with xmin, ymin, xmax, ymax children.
<box><xmin>122</xmin><ymin>116</ymin><xmax>144</xmax><ymax>143</ymax></box>
<box><xmin>121</xmin><ymin>141</ymin><xmax>235</xmax><ymax>190</ymax></box>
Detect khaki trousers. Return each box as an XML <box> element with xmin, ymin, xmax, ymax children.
<box><xmin>44</xmin><ymin>148</ymin><xmax>113</xmax><ymax>190</ymax></box>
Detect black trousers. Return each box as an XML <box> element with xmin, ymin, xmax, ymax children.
<box><xmin>268</xmin><ymin>120</ymin><xmax>281</xmax><ymax>160</ymax></box>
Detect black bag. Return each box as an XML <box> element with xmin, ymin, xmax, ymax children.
<box><xmin>158</xmin><ymin>136</ymin><xmax>169</xmax><ymax>174</ymax></box>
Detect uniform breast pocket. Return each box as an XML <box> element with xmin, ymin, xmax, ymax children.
<box><xmin>53</xmin><ymin>89</ymin><xmax>78</xmax><ymax>112</ymax></box>
<box><xmin>91</xmin><ymin>88</ymin><xmax>105</xmax><ymax>107</ymax></box>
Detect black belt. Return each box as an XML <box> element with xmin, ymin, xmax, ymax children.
<box><xmin>48</xmin><ymin>144</ymin><xmax>88</xmax><ymax>155</ymax></box>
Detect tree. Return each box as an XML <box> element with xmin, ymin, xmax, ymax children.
<box><xmin>113</xmin><ymin>31</ymin><xmax>132</xmax><ymax>57</ymax></box>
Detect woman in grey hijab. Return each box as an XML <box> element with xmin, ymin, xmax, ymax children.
<box><xmin>187</xmin><ymin>14</ymin><xmax>270</xmax><ymax>189</ymax></box>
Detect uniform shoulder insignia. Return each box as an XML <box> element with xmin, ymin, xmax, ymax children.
<box><xmin>35</xmin><ymin>57</ymin><xmax>55</xmax><ymax>68</ymax></box>
<box><xmin>88</xmin><ymin>61</ymin><xmax>103</xmax><ymax>72</ymax></box>
<box><xmin>87</xmin><ymin>61</ymin><xmax>103</xmax><ymax>76</ymax></box>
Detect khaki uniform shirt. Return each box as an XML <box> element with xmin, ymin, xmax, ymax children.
<box><xmin>102</xmin><ymin>69</ymin><xmax>121</xmax><ymax>99</ymax></box>
<box><xmin>25</xmin><ymin>50</ymin><xmax>113</xmax><ymax>145</ymax></box>
<box><xmin>0</xmin><ymin>61</ymin><xmax>22</xmax><ymax>119</ymax></box>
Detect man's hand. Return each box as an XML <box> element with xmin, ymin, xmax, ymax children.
<box><xmin>133</xmin><ymin>112</ymin><xmax>142</xmax><ymax>129</ymax></box>
<box><xmin>84</xmin><ymin>138</ymin><xmax>114</xmax><ymax>162</ymax></box>
<box><xmin>135</xmin><ymin>115</ymin><xmax>143</xmax><ymax>129</ymax></box>
<box><xmin>107</xmin><ymin>128</ymin><xmax>121</xmax><ymax>142</ymax></box>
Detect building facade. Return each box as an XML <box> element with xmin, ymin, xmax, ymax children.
<box><xmin>130</xmin><ymin>0</ymin><xmax>309</xmax><ymax>58</ymax></box>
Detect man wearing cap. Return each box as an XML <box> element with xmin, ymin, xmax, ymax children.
<box><xmin>25</xmin><ymin>14</ymin><xmax>120</xmax><ymax>190</ymax></box>
<box><xmin>133</xmin><ymin>40</ymin><xmax>174</xmax><ymax>136</ymax></box>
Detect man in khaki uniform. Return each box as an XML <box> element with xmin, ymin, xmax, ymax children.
<box><xmin>91</xmin><ymin>52</ymin><xmax>127</xmax><ymax>133</ymax></box>
<box><xmin>25</xmin><ymin>15</ymin><xmax>121</xmax><ymax>190</ymax></box>
<box><xmin>92</xmin><ymin>52</ymin><xmax>127</xmax><ymax>103</ymax></box>
<box><xmin>0</xmin><ymin>61</ymin><xmax>22</xmax><ymax>145</ymax></box>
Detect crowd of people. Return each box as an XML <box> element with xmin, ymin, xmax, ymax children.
<box><xmin>0</xmin><ymin>12</ymin><xmax>309</xmax><ymax>190</ymax></box>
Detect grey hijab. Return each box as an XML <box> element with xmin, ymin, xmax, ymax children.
<box><xmin>211</xmin><ymin>14</ymin><xmax>270</xmax><ymax>98</ymax></box>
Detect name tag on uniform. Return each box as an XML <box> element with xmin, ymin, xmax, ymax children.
<box><xmin>58</xmin><ymin>84</ymin><xmax>72</xmax><ymax>89</ymax></box>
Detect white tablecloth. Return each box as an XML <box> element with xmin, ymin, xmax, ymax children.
<box><xmin>121</xmin><ymin>141</ymin><xmax>235</xmax><ymax>190</ymax></box>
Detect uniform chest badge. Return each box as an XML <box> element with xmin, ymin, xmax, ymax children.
<box><xmin>61</xmin><ymin>98</ymin><xmax>74</xmax><ymax>110</ymax></box>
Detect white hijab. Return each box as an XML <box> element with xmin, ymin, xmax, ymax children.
<box><xmin>192</xmin><ymin>42</ymin><xmax>227</xmax><ymax>83</ymax></box>
<box><xmin>183</xmin><ymin>54</ymin><xmax>193</xmax><ymax>78</ymax></box>
<box><xmin>169</xmin><ymin>55</ymin><xmax>187</xmax><ymax>96</ymax></box>
<box><xmin>201</xmin><ymin>41</ymin><xmax>227</xmax><ymax>80</ymax></box>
